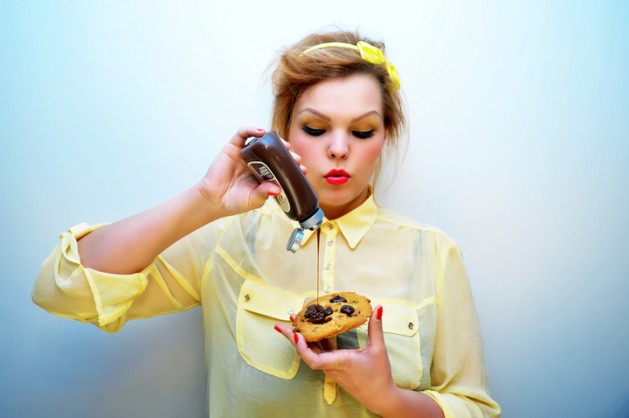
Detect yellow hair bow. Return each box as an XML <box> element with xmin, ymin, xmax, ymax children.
<box><xmin>302</xmin><ymin>41</ymin><xmax>401</xmax><ymax>91</ymax></box>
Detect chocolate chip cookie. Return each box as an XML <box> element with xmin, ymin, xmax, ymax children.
<box><xmin>293</xmin><ymin>292</ymin><xmax>372</xmax><ymax>342</ymax></box>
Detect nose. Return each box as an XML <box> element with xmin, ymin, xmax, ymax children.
<box><xmin>327</xmin><ymin>132</ymin><xmax>349</xmax><ymax>160</ymax></box>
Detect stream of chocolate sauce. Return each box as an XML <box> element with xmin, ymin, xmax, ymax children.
<box><xmin>316</xmin><ymin>229</ymin><xmax>320</xmax><ymax>305</ymax></box>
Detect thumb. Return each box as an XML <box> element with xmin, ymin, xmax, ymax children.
<box><xmin>366</xmin><ymin>305</ymin><xmax>385</xmax><ymax>348</ymax></box>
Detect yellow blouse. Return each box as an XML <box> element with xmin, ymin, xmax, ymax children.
<box><xmin>33</xmin><ymin>195</ymin><xmax>501</xmax><ymax>417</ymax></box>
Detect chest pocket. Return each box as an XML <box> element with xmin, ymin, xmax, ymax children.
<box><xmin>236</xmin><ymin>279</ymin><xmax>305</xmax><ymax>379</ymax></box>
<box><xmin>359</xmin><ymin>301</ymin><xmax>423</xmax><ymax>389</ymax></box>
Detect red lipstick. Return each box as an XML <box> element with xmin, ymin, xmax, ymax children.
<box><xmin>324</xmin><ymin>168</ymin><xmax>350</xmax><ymax>185</ymax></box>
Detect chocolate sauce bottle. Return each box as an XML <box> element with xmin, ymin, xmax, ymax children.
<box><xmin>240</xmin><ymin>131</ymin><xmax>324</xmax><ymax>252</ymax></box>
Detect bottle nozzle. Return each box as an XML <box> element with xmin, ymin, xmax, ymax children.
<box><xmin>286</xmin><ymin>228</ymin><xmax>305</xmax><ymax>253</ymax></box>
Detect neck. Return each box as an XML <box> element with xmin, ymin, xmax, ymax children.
<box><xmin>320</xmin><ymin>188</ymin><xmax>370</xmax><ymax>220</ymax></box>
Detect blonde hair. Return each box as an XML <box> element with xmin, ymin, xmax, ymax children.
<box><xmin>270</xmin><ymin>30</ymin><xmax>406</xmax><ymax>152</ymax></box>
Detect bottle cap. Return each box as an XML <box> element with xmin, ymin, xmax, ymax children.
<box><xmin>299</xmin><ymin>208</ymin><xmax>325</xmax><ymax>230</ymax></box>
<box><xmin>286</xmin><ymin>228</ymin><xmax>305</xmax><ymax>253</ymax></box>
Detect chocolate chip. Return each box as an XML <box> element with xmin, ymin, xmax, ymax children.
<box><xmin>329</xmin><ymin>295</ymin><xmax>347</xmax><ymax>303</ymax></box>
<box><xmin>340</xmin><ymin>305</ymin><xmax>355</xmax><ymax>316</ymax></box>
<box><xmin>304</xmin><ymin>304</ymin><xmax>333</xmax><ymax>324</ymax></box>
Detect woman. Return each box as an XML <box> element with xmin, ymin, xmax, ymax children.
<box><xmin>33</xmin><ymin>30</ymin><xmax>501</xmax><ymax>417</ymax></box>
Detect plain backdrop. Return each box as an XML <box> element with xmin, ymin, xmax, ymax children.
<box><xmin>1</xmin><ymin>1</ymin><xmax>628</xmax><ymax>417</ymax></box>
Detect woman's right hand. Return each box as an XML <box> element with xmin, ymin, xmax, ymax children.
<box><xmin>196</xmin><ymin>127</ymin><xmax>303</xmax><ymax>218</ymax></box>
<box><xmin>77</xmin><ymin>127</ymin><xmax>306</xmax><ymax>274</ymax></box>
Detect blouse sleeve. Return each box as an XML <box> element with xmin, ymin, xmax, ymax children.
<box><xmin>423</xmin><ymin>237</ymin><xmax>502</xmax><ymax>417</ymax></box>
<box><xmin>32</xmin><ymin>223</ymin><xmax>205</xmax><ymax>333</ymax></box>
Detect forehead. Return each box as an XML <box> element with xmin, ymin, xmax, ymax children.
<box><xmin>294</xmin><ymin>74</ymin><xmax>383</xmax><ymax>118</ymax></box>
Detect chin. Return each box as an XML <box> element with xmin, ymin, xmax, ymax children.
<box><xmin>320</xmin><ymin>190</ymin><xmax>364</xmax><ymax>212</ymax></box>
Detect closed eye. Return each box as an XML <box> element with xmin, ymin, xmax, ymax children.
<box><xmin>303</xmin><ymin>125</ymin><xmax>326</xmax><ymax>137</ymax></box>
<box><xmin>352</xmin><ymin>130</ymin><xmax>375</xmax><ymax>139</ymax></box>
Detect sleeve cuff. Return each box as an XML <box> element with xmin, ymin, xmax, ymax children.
<box><xmin>61</xmin><ymin>223</ymin><xmax>150</xmax><ymax>328</ymax></box>
<box><xmin>422</xmin><ymin>390</ymin><xmax>456</xmax><ymax>418</ymax></box>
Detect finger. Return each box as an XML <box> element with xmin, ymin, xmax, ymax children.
<box><xmin>306</xmin><ymin>340</ymin><xmax>326</xmax><ymax>355</ymax></box>
<box><xmin>242</xmin><ymin>182</ymin><xmax>279</xmax><ymax>211</ymax></box>
<box><xmin>279</xmin><ymin>136</ymin><xmax>291</xmax><ymax>150</ymax></box>
<box><xmin>288</xmin><ymin>151</ymin><xmax>308</xmax><ymax>175</ymax></box>
<box><xmin>302</xmin><ymin>338</ymin><xmax>333</xmax><ymax>355</ymax></box>
<box><xmin>253</xmin><ymin>181</ymin><xmax>282</xmax><ymax>198</ymax></box>
<box><xmin>289</xmin><ymin>151</ymin><xmax>302</xmax><ymax>164</ymax></box>
<box><xmin>273</xmin><ymin>322</ymin><xmax>295</xmax><ymax>342</ymax></box>
<box><xmin>232</xmin><ymin>126</ymin><xmax>266</xmax><ymax>147</ymax></box>
<box><xmin>288</xmin><ymin>153</ymin><xmax>308</xmax><ymax>175</ymax></box>
<box><xmin>276</xmin><ymin>327</ymin><xmax>344</xmax><ymax>370</ymax></box>
<box><xmin>366</xmin><ymin>305</ymin><xmax>385</xmax><ymax>349</ymax></box>
<box><xmin>293</xmin><ymin>332</ymin><xmax>321</xmax><ymax>365</ymax></box>
<box><xmin>279</xmin><ymin>136</ymin><xmax>307</xmax><ymax>174</ymax></box>
<box><xmin>293</xmin><ymin>333</ymin><xmax>344</xmax><ymax>371</ymax></box>
<box><xmin>319</xmin><ymin>336</ymin><xmax>337</xmax><ymax>351</ymax></box>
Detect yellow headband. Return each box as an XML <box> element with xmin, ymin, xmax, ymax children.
<box><xmin>302</xmin><ymin>41</ymin><xmax>401</xmax><ymax>91</ymax></box>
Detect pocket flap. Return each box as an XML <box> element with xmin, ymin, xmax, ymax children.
<box><xmin>240</xmin><ymin>279</ymin><xmax>305</xmax><ymax>321</ymax></box>
<box><xmin>373</xmin><ymin>300</ymin><xmax>419</xmax><ymax>337</ymax></box>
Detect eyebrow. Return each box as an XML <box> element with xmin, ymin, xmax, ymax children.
<box><xmin>297</xmin><ymin>108</ymin><xmax>382</xmax><ymax>122</ymax></box>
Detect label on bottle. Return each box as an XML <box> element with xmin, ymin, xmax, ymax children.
<box><xmin>246</xmin><ymin>161</ymin><xmax>290</xmax><ymax>213</ymax></box>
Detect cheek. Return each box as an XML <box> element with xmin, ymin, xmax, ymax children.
<box><xmin>289</xmin><ymin>139</ymin><xmax>318</xmax><ymax>171</ymax></box>
<box><xmin>290</xmin><ymin>140</ymin><xmax>313</xmax><ymax>163</ymax></box>
<box><xmin>289</xmin><ymin>131</ymin><xmax>323</xmax><ymax>166</ymax></box>
<box><xmin>288</xmin><ymin>130</ymin><xmax>304</xmax><ymax>156</ymax></box>
<box><xmin>361</xmin><ymin>142</ymin><xmax>385</xmax><ymax>168</ymax></box>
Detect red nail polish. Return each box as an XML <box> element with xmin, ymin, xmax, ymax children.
<box><xmin>293</xmin><ymin>333</ymin><xmax>299</xmax><ymax>344</ymax></box>
<box><xmin>289</xmin><ymin>314</ymin><xmax>296</xmax><ymax>322</ymax></box>
<box><xmin>274</xmin><ymin>325</ymin><xmax>282</xmax><ymax>333</ymax></box>
<box><xmin>376</xmin><ymin>306</ymin><xmax>383</xmax><ymax>320</ymax></box>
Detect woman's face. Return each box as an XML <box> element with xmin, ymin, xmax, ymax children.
<box><xmin>288</xmin><ymin>74</ymin><xmax>386</xmax><ymax>219</ymax></box>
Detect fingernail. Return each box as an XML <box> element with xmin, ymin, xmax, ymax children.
<box><xmin>274</xmin><ymin>325</ymin><xmax>282</xmax><ymax>333</ymax></box>
<box><xmin>293</xmin><ymin>333</ymin><xmax>300</xmax><ymax>344</ymax></box>
<box><xmin>289</xmin><ymin>314</ymin><xmax>296</xmax><ymax>322</ymax></box>
<box><xmin>376</xmin><ymin>306</ymin><xmax>383</xmax><ymax>320</ymax></box>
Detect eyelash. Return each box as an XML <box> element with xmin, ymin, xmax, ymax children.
<box><xmin>302</xmin><ymin>125</ymin><xmax>325</xmax><ymax>136</ymax></box>
<box><xmin>302</xmin><ymin>125</ymin><xmax>375</xmax><ymax>139</ymax></box>
<box><xmin>353</xmin><ymin>130</ymin><xmax>375</xmax><ymax>139</ymax></box>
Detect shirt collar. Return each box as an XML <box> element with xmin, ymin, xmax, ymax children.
<box><xmin>301</xmin><ymin>193</ymin><xmax>378</xmax><ymax>250</ymax></box>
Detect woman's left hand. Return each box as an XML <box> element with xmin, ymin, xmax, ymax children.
<box><xmin>274</xmin><ymin>305</ymin><xmax>396</xmax><ymax>413</ymax></box>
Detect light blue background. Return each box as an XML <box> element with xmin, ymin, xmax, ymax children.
<box><xmin>1</xmin><ymin>1</ymin><xmax>627</xmax><ymax>417</ymax></box>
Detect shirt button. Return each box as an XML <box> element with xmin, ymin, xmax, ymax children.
<box><xmin>327</xmin><ymin>239</ymin><xmax>334</xmax><ymax>246</ymax></box>
<box><xmin>324</xmin><ymin>286</ymin><xmax>331</xmax><ymax>293</ymax></box>
<box><xmin>288</xmin><ymin>308</ymin><xmax>295</xmax><ymax>315</ymax></box>
<box><xmin>327</xmin><ymin>223</ymin><xmax>334</xmax><ymax>230</ymax></box>
<box><xmin>324</xmin><ymin>263</ymin><xmax>332</xmax><ymax>270</ymax></box>
<box><xmin>408</xmin><ymin>322</ymin><xmax>415</xmax><ymax>330</ymax></box>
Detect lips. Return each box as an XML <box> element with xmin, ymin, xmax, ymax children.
<box><xmin>324</xmin><ymin>168</ymin><xmax>350</xmax><ymax>185</ymax></box>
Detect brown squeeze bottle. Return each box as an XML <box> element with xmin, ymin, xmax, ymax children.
<box><xmin>240</xmin><ymin>131</ymin><xmax>325</xmax><ymax>252</ymax></box>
